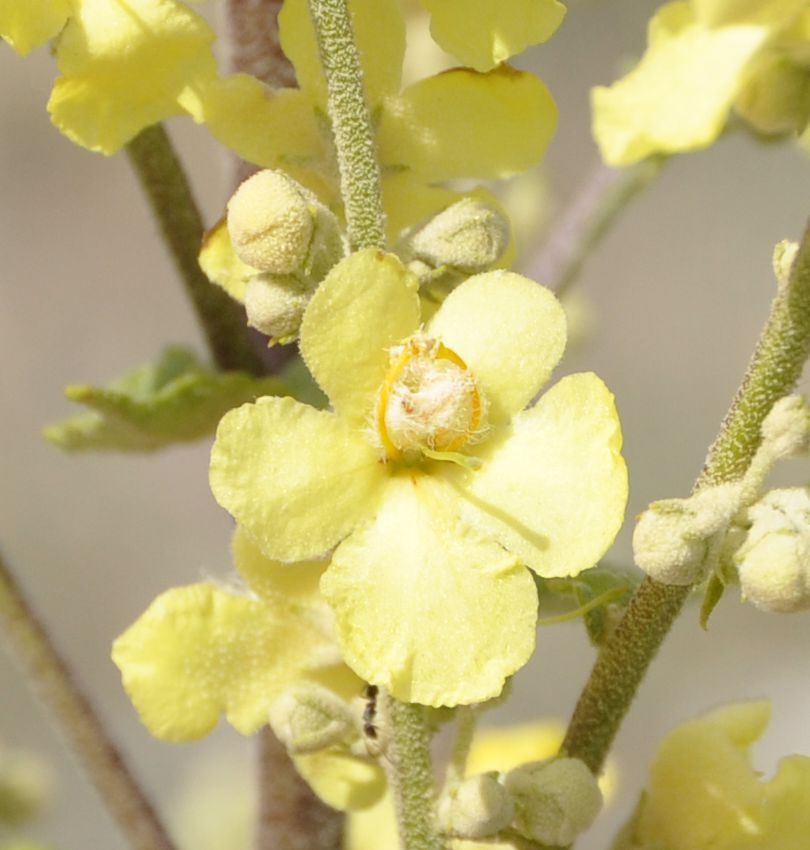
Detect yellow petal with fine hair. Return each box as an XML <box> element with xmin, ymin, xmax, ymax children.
<box><xmin>428</xmin><ymin>271</ymin><xmax>566</xmax><ymax>423</ymax></box>
<box><xmin>321</xmin><ymin>475</ymin><xmax>537</xmax><ymax>707</ymax></box>
<box><xmin>378</xmin><ymin>66</ymin><xmax>557</xmax><ymax>181</ymax></box>
<box><xmin>420</xmin><ymin>0</ymin><xmax>566</xmax><ymax>72</ymax></box>
<box><xmin>0</xmin><ymin>0</ymin><xmax>70</xmax><ymax>55</ymax></box>
<box><xmin>47</xmin><ymin>0</ymin><xmax>218</xmax><ymax>154</ymax></box>
<box><xmin>112</xmin><ymin>583</ymin><xmax>337</xmax><ymax>740</ymax></box>
<box><xmin>198</xmin><ymin>218</ymin><xmax>256</xmax><ymax>303</ymax></box>
<box><xmin>592</xmin><ymin>1</ymin><xmax>776</xmax><ymax>165</ymax></box>
<box><xmin>299</xmin><ymin>249</ymin><xmax>420</xmax><ymax>423</ymax></box>
<box><xmin>209</xmin><ymin>396</ymin><xmax>384</xmax><ymax>561</ymax></box>
<box><xmin>278</xmin><ymin>0</ymin><xmax>405</xmax><ymax>107</ymax></box>
<box><xmin>463</xmin><ymin>373</ymin><xmax>627</xmax><ymax>577</ymax></box>
<box><xmin>293</xmin><ymin>750</ymin><xmax>386</xmax><ymax>812</ymax></box>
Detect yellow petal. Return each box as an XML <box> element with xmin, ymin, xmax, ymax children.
<box><xmin>322</xmin><ymin>475</ymin><xmax>537</xmax><ymax>707</ymax></box>
<box><xmin>293</xmin><ymin>750</ymin><xmax>386</xmax><ymax>812</ymax></box>
<box><xmin>112</xmin><ymin>583</ymin><xmax>335</xmax><ymax>740</ymax></box>
<box><xmin>382</xmin><ymin>172</ymin><xmax>463</xmax><ymax>243</ymax></box>
<box><xmin>693</xmin><ymin>0</ymin><xmax>807</xmax><ymax>27</ymax></box>
<box><xmin>592</xmin><ymin>2</ymin><xmax>772</xmax><ymax>165</ymax></box>
<box><xmin>198</xmin><ymin>217</ymin><xmax>256</xmax><ymax>303</ymax></box>
<box><xmin>0</xmin><ymin>0</ymin><xmax>70</xmax><ymax>55</ymax></box>
<box><xmin>428</xmin><ymin>271</ymin><xmax>566</xmax><ymax>423</ymax></box>
<box><xmin>421</xmin><ymin>0</ymin><xmax>566</xmax><ymax>72</ymax></box>
<box><xmin>299</xmin><ymin>249</ymin><xmax>420</xmax><ymax>422</ymax></box>
<box><xmin>231</xmin><ymin>526</ymin><xmax>327</xmax><ymax>611</ymax></box>
<box><xmin>379</xmin><ymin>66</ymin><xmax>557</xmax><ymax>181</ymax></box>
<box><xmin>48</xmin><ymin>0</ymin><xmax>218</xmax><ymax>154</ymax></box>
<box><xmin>467</xmin><ymin>722</ymin><xmax>565</xmax><ymax>774</ymax></box>
<box><xmin>758</xmin><ymin>755</ymin><xmax>810</xmax><ymax>846</ymax></box>
<box><xmin>209</xmin><ymin>396</ymin><xmax>384</xmax><ymax>561</ymax></box>
<box><xmin>278</xmin><ymin>0</ymin><xmax>405</xmax><ymax>107</ymax></box>
<box><xmin>193</xmin><ymin>75</ymin><xmax>328</xmax><ymax>174</ymax></box>
<box><xmin>345</xmin><ymin>794</ymin><xmax>400</xmax><ymax>850</ymax></box>
<box><xmin>636</xmin><ymin>701</ymin><xmax>771</xmax><ymax>849</ymax></box>
<box><xmin>463</xmin><ymin>373</ymin><xmax>627</xmax><ymax>577</ymax></box>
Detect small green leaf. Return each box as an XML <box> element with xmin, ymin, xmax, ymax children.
<box><xmin>699</xmin><ymin>573</ymin><xmax>726</xmax><ymax>630</ymax></box>
<box><xmin>43</xmin><ymin>347</ymin><xmax>286</xmax><ymax>452</ymax></box>
<box><xmin>544</xmin><ymin>566</ymin><xmax>640</xmax><ymax>646</ymax></box>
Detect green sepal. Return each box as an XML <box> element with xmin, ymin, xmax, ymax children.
<box><xmin>43</xmin><ymin>347</ymin><xmax>287</xmax><ymax>452</ymax></box>
<box><xmin>699</xmin><ymin>573</ymin><xmax>726</xmax><ymax>630</ymax></box>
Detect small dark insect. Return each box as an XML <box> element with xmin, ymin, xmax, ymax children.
<box><xmin>363</xmin><ymin>683</ymin><xmax>378</xmax><ymax>740</ymax></box>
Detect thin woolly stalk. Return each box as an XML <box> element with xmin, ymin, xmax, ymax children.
<box><xmin>444</xmin><ymin>708</ymin><xmax>478</xmax><ymax>790</ymax></box>
<box><xmin>561</xmin><ymin>216</ymin><xmax>810</xmax><ymax>773</ymax></box>
<box><xmin>532</xmin><ymin>157</ymin><xmax>665</xmax><ymax>299</ymax></box>
<box><xmin>125</xmin><ymin>124</ymin><xmax>264</xmax><ymax>375</ymax></box>
<box><xmin>306</xmin><ymin>0</ymin><xmax>386</xmax><ymax>250</ymax></box>
<box><xmin>380</xmin><ymin>694</ymin><xmax>445</xmax><ymax>850</ymax></box>
<box><xmin>0</xmin><ymin>550</ymin><xmax>177</xmax><ymax>850</ymax></box>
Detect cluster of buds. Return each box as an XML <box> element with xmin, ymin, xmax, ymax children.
<box><xmin>226</xmin><ymin>170</ymin><xmax>345</xmax><ymax>342</ymax></box>
<box><xmin>439</xmin><ymin>757</ymin><xmax>602</xmax><ymax>846</ymax></box>
<box><xmin>634</xmin><ymin>394</ymin><xmax>810</xmax><ymax>614</ymax></box>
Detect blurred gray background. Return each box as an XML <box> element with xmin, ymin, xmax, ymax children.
<box><xmin>2</xmin><ymin>1</ymin><xmax>809</xmax><ymax>847</ymax></box>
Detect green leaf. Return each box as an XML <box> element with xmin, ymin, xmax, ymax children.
<box><xmin>699</xmin><ymin>573</ymin><xmax>726</xmax><ymax>630</ymax></box>
<box><xmin>43</xmin><ymin>347</ymin><xmax>286</xmax><ymax>452</ymax></box>
<box><xmin>542</xmin><ymin>566</ymin><xmax>640</xmax><ymax>647</ymax></box>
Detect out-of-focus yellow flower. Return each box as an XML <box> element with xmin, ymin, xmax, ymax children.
<box><xmin>209</xmin><ymin>248</ymin><xmax>627</xmax><ymax>707</ymax></box>
<box><xmin>592</xmin><ymin>0</ymin><xmax>809</xmax><ymax>165</ymax></box>
<box><xmin>618</xmin><ymin>702</ymin><xmax>810</xmax><ymax>850</ymax></box>
<box><xmin>417</xmin><ymin>0</ymin><xmax>567</xmax><ymax>72</ymax></box>
<box><xmin>196</xmin><ymin>0</ymin><xmax>558</xmax><ymax>239</ymax></box>
<box><xmin>0</xmin><ymin>0</ymin><xmax>217</xmax><ymax>154</ymax></box>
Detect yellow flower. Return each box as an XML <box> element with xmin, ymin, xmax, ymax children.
<box><xmin>592</xmin><ymin>0</ymin><xmax>809</xmax><ymax>165</ymax></box>
<box><xmin>209</xmin><ymin>249</ymin><xmax>627</xmax><ymax>707</ymax></box>
<box><xmin>620</xmin><ymin>702</ymin><xmax>810</xmax><ymax>850</ymax></box>
<box><xmin>196</xmin><ymin>0</ymin><xmax>558</xmax><ymax>239</ymax></box>
<box><xmin>1</xmin><ymin>0</ymin><xmax>217</xmax><ymax>154</ymax></box>
<box><xmin>416</xmin><ymin>0</ymin><xmax>566</xmax><ymax>73</ymax></box>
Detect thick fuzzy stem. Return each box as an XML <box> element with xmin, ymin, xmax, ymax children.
<box><xmin>561</xmin><ymin>216</ymin><xmax>810</xmax><ymax>773</ymax></box>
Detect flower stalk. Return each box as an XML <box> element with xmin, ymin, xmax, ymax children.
<box><xmin>561</xmin><ymin>214</ymin><xmax>810</xmax><ymax>773</ymax></box>
<box><xmin>306</xmin><ymin>0</ymin><xmax>387</xmax><ymax>250</ymax></box>
<box><xmin>380</xmin><ymin>694</ymin><xmax>445</xmax><ymax>850</ymax></box>
<box><xmin>125</xmin><ymin>124</ymin><xmax>264</xmax><ymax>375</ymax></box>
<box><xmin>0</xmin><ymin>549</ymin><xmax>177</xmax><ymax>850</ymax></box>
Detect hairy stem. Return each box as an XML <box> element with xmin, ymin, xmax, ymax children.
<box><xmin>0</xmin><ymin>550</ymin><xmax>177</xmax><ymax>850</ymax></box>
<box><xmin>532</xmin><ymin>157</ymin><xmax>665</xmax><ymax>299</ymax></box>
<box><xmin>307</xmin><ymin>0</ymin><xmax>386</xmax><ymax>250</ymax></box>
<box><xmin>381</xmin><ymin>694</ymin><xmax>445</xmax><ymax>850</ymax></box>
<box><xmin>126</xmin><ymin>124</ymin><xmax>264</xmax><ymax>375</ymax></box>
<box><xmin>561</xmin><ymin>216</ymin><xmax>810</xmax><ymax>773</ymax></box>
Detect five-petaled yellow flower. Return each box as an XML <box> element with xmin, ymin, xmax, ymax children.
<box><xmin>209</xmin><ymin>249</ymin><xmax>628</xmax><ymax>707</ymax></box>
<box><xmin>592</xmin><ymin>0</ymin><xmax>810</xmax><ymax>165</ymax></box>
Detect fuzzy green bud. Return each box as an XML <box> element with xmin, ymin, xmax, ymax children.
<box><xmin>438</xmin><ymin>772</ymin><xmax>514</xmax><ymax>839</ymax></box>
<box><xmin>400</xmin><ymin>198</ymin><xmax>510</xmax><ymax>275</ymax></box>
<box><xmin>760</xmin><ymin>395</ymin><xmax>810</xmax><ymax>459</ymax></box>
<box><xmin>227</xmin><ymin>170</ymin><xmax>344</xmax><ymax>280</ymax></box>
<box><xmin>0</xmin><ymin>748</ymin><xmax>49</xmax><ymax>827</ymax></box>
<box><xmin>633</xmin><ymin>484</ymin><xmax>742</xmax><ymax>585</ymax></box>
<box><xmin>773</xmin><ymin>240</ymin><xmax>800</xmax><ymax>289</ymax></box>
<box><xmin>269</xmin><ymin>684</ymin><xmax>357</xmax><ymax>755</ymax></box>
<box><xmin>244</xmin><ymin>274</ymin><xmax>313</xmax><ymax>342</ymax></box>
<box><xmin>735</xmin><ymin>55</ymin><xmax>810</xmax><ymax>137</ymax></box>
<box><xmin>736</xmin><ymin>488</ymin><xmax>810</xmax><ymax>613</ymax></box>
<box><xmin>504</xmin><ymin>758</ymin><xmax>602</xmax><ymax>847</ymax></box>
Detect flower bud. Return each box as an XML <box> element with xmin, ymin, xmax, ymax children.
<box><xmin>438</xmin><ymin>772</ymin><xmax>513</xmax><ymax>839</ymax></box>
<box><xmin>633</xmin><ymin>484</ymin><xmax>742</xmax><ymax>585</ymax></box>
<box><xmin>773</xmin><ymin>239</ymin><xmax>799</xmax><ymax>288</ymax></box>
<box><xmin>0</xmin><ymin>747</ymin><xmax>49</xmax><ymax>826</ymax></box>
<box><xmin>227</xmin><ymin>170</ymin><xmax>344</xmax><ymax>280</ymax></box>
<box><xmin>400</xmin><ymin>198</ymin><xmax>510</xmax><ymax>275</ymax></box>
<box><xmin>760</xmin><ymin>395</ymin><xmax>810</xmax><ymax>459</ymax></box>
<box><xmin>736</xmin><ymin>488</ymin><xmax>810</xmax><ymax>613</ymax></box>
<box><xmin>244</xmin><ymin>274</ymin><xmax>313</xmax><ymax>342</ymax></box>
<box><xmin>269</xmin><ymin>684</ymin><xmax>357</xmax><ymax>754</ymax></box>
<box><xmin>735</xmin><ymin>55</ymin><xmax>810</xmax><ymax>137</ymax></box>
<box><xmin>504</xmin><ymin>758</ymin><xmax>602</xmax><ymax>847</ymax></box>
